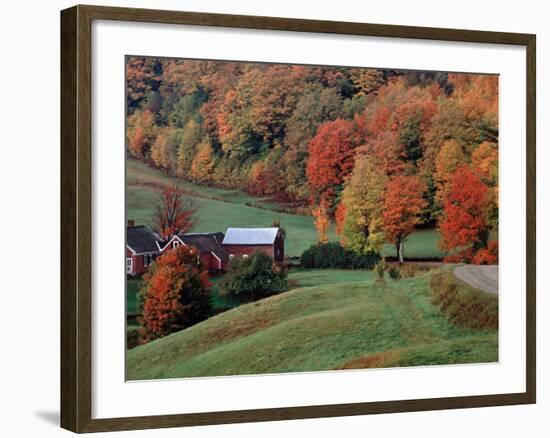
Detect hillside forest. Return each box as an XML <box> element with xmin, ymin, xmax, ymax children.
<box><xmin>126</xmin><ymin>57</ymin><xmax>499</xmax><ymax>263</ymax></box>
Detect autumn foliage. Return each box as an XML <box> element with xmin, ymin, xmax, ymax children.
<box><xmin>312</xmin><ymin>201</ymin><xmax>330</xmax><ymax>244</ymax></box>
<box><xmin>439</xmin><ymin>165</ymin><xmax>492</xmax><ymax>262</ymax></box>
<box><xmin>126</xmin><ymin>57</ymin><xmax>499</xmax><ymax>264</ymax></box>
<box><xmin>139</xmin><ymin>245</ymin><xmax>212</xmax><ymax>343</ymax></box>
<box><xmin>306</xmin><ymin>118</ymin><xmax>360</xmax><ymax>209</ymax></box>
<box><xmin>382</xmin><ymin>176</ymin><xmax>427</xmax><ymax>263</ymax></box>
<box><xmin>154</xmin><ymin>185</ymin><xmax>196</xmax><ymax>240</ymax></box>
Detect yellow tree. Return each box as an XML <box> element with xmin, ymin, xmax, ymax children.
<box><xmin>127</xmin><ymin>109</ymin><xmax>157</xmax><ymax>159</ymax></box>
<box><xmin>434</xmin><ymin>139</ymin><xmax>466</xmax><ymax>206</ymax></box>
<box><xmin>190</xmin><ymin>140</ymin><xmax>215</xmax><ymax>182</ymax></box>
<box><xmin>312</xmin><ymin>201</ymin><xmax>330</xmax><ymax>244</ymax></box>
<box><xmin>472</xmin><ymin>141</ymin><xmax>499</xmax><ymax>239</ymax></box>
<box><xmin>341</xmin><ymin>155</ymin><xmax>387</xmax><ymax>255</ymax></box>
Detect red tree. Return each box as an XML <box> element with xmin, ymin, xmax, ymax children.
<box><xmin>382</xmin><ymin>175</ymin><xmax>427</xmax><ymax>263</ymax></box>
<box><xmin>306</xmin><ymin>118</ymin><xmax>359</xmax><ymax>209</ymax></box>
<box><xmin>139</xmin><ymin>245</ymin><xmax>212</xmax><ymax>343</ymax></box>
<box><xmin>439</xmin><ymin>165</ymin><xmax>489</xmax><ymax>260</ymax></box>
<box><xmin>154</xmin><ymin>185</ymin><xmax>196</xmax><ymax>240</ymax></box>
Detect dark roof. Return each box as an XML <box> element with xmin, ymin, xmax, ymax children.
<box><xmin>179</xmin><ymin>232</ymin><xmax>229</xmax><ymax>262</ymax></box>
<box><xmin>223</xmin><ymin>228</ymin><xmax>279</xmax><ymax>245</ymax></box>
<box><xmin>127</xmin><ymin>225</ymin><xmax>162</xmax><ymax>254</ymax></box>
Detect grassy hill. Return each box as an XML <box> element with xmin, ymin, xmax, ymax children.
<box><xmin>126</xmin><ymin>159</ymin><xmax>444</xmax><ymax>259</ymax></box>
<box><xmin>126</xmin><ymin>268</ymin><xmax>498</xmax><ymax>380</ymax></box>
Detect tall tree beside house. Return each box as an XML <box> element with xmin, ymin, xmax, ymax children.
<box><xmin>382</xmin><ymin>175</ymin><xmax>427</xmax><ymax>264</ymax></box>
<box><xmin>138</xmin><ymin>245</ymin><xmax>212</xmax><ymax>343</ymax></box>
<box><xmin>153</xmin><ymin>185</ymin><xmax>196</xmax><ymax>240</ymax></box>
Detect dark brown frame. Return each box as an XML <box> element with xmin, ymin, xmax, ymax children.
<box><xmin>61</xmin><ymin>4</ymin><xmax>536</xmax><ymax>433</ymax></box>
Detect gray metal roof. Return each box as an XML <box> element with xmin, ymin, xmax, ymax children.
<box><xmin>222</xmin><ymin>228</ymin><xmax>279</xmax><ymax>245</ymax></box>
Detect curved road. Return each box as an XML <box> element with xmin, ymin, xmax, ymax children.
<box><xmin>453</xmin><ymin>265</ymin><xmax>499</xmax><ymax>295</ymax></box>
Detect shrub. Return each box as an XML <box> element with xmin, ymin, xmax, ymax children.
<box><xmin>375</xmin><ymin>260</ymin><xmax>385</xmax><ymax>282</ymax></box>
<box><xmin>400</xmin><ymin>263</ymin><xmax>418</xmax><ymax>278</ymax></box>
<box><xmin>472</xmin><ymin>240</ymin><xmax>498</xmax><ymax>265</ymax></box>
<box><xmin>126</xmin><ymin>326</ymin><xmax>140</xmax><ymax>350</ymax></box>
<box><xmin>388</xmin><ymin>266</ymin><xmax>401</xmax><ymax>280</ymax></box>
<box><xmin>430</xmin><ymin>272</ymin><xmax>498</xmax><ymax>329</ymax></box>
<box><xmin>219</xmin><ymin>252</ymin><xmax>288</xmax><ymax>300</ymax></box>
<box><xmin>301</xmin><ymin>242</ymin><xmax>379</xmax><ymax>269</ymax></box>
<box><xmin>138</xmin><ymin>246</ymin><xmax>212</xmax><ymax>343</ymax></box>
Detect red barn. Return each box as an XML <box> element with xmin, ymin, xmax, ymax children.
<box><xmin>222</xmin><ymin>227</ymin><xmax>284</xmax><ymax>262</ymax></box>
<box><xmin>162</xmin><ymin>232</ymin><xmax>229</xmax><ymax>272</ymax></box>
<box><xmin>126</xmin><ymin>221</ymin><xmax>163</xmax><ymax>276</ymax></box>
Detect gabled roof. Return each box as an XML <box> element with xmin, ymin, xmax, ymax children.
<box><xmin>179</xmin><ymin>232</ymin><xmax>229</xmax><ymax>262</ymax></box>
<box><xmin>127</xmin><ymin>225</ymin><xmax>163</xmax><ymax>254</ymax></box>
<box><xmin>222</xmin><ymin>227</ymin><xmax>279</xmax><ymax>245</ymax></box>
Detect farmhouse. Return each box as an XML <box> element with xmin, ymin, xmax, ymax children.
<box><xmin>222</xmin><ymin>227</ymin><xmax>284</xmax><ymax>262</ymax></box>
<box><xmin>126</xmin><ymin>220</ymin><xmax>164</xmax><ymax>275</ymax></box>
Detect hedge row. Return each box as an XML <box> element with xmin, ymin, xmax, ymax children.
<box><xmin>430</xmin><ymin>272</ymin><xmax>498</xmax><ymax>329</ymax></box>
<box><xmin>301</xmin><ymin>242</ymin><xmax>380</xmax><ymax>270</ymax></box>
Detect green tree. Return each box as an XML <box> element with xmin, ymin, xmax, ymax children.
<box><xmin>219</xmin><ymin>252</ymin><xmax>287</xmax><ymax>300</ymax></box>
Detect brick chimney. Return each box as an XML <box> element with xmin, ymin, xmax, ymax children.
<box><xmin>127</xmin><ymin>219</ymin><xmax>135</xmax><ymax>227</ymax></box>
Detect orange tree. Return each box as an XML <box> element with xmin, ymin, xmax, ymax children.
<box><xmin>306</xmin><ymin>118</ymin><xmax>360</xmax><ymax>210</ymax></box>
<box><xmin>138</xmin><ymin>246</ymin><xmax>212</xmax><ymax>343</ymax></box>
<box><xmin>382</xmin><ymin>175</ymin><xmax>427</xmax><ymax>263</ymax></box>
<box><xmin>439</xmin><ymin>164</ymin><xmax>491</xmax><ymax>262</ymax></box>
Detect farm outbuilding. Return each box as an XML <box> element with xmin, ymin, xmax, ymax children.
<box><xmin>222</xmin><ymin>227</ymin><xmax>285</xmax><ymax>262</ymax></box>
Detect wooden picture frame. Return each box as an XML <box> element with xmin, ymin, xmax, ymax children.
<box><xmin>60</xmin><ymin>4</ymin><xmax>536</xmax><ymax>433</ymax></box>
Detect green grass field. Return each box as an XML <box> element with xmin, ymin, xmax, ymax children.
<box><xmin>126</xmin><ymin>159</ymin><xmax>444</xmax><ymax>258</ymax></box>
<box><xmin>126</xmin><ymin>268</ymin><xmax>498</xmax><ymax>380</ymax></box>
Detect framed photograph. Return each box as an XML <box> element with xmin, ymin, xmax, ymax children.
<box><xmin>60</xmin><ymin>4</ymin><xmax>536</xmax><ymax>433</ymax></box>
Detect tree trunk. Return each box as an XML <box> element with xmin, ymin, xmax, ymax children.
<box><xmin>398</xmin><ymin>240</ymin><xmax>404</xmax><ymax>265</ymax></box>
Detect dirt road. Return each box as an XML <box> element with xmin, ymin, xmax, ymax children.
<box><xmin>453</xmin><ymin>265</ymin><xmax>498</xmax><ymax>295</ymax></box>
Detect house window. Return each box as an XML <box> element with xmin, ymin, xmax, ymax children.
<box><xmin>229</xmin><ymin>254</ymin><xmax>235</xmax><ymax>259</ymax></box>
<box><xmin>173</xmin><ymin>240</ymin><xmax>180</xmax><ymax>248</ymax></box>
<box><xmin>243</xmin><ymin>254</ymin><xmax>248</xmax><ymax>259</ymax></box>
<box><xmin>126</xmin><ymin>257</ymin><xmax>133</xmax><ymax>274</ymax></box>
<box><xmin>144</xmin><ymin>254</ymin><xmax>152</xmax><ymax>266</ymax></box>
